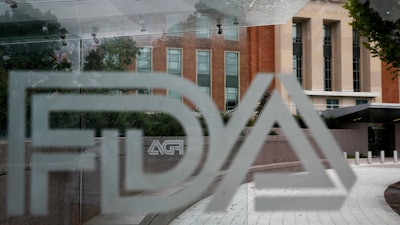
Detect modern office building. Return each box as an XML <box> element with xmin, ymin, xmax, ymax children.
<box><xmin>274</xmin><ymin>0</ymin><xmax>382</xmax><ymax>112</ymax></box>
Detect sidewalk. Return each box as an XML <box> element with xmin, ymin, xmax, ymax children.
<box><xmin>170</xmin><ymin>163</ymin><xmax>400</xmax><ymax>225</ymax></box>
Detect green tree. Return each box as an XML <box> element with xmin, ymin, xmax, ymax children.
<box><xmin>344</xmin><ymin>0</ymin><xmax>400</xmax><ymax>74</ymax></box>
<box><xmin>81</xmin><ymin>37</ymin><xmax>142</xmax><ymax>136</ymax></box>
<box><xmin>84</xmin><ymin>37</ymin><xmax>139</xmax><ymax>71</ymax></box>
<box><xmin>0</xmin><ymin>3</ymin><xmax>71</xmax><ymax>137</ymax></box>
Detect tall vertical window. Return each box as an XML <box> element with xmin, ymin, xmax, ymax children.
<box><xmin>196</xmin><ymin>15</ymin><xmax>210</xmax><ymax>38</ymax></box>
<box><xmin>293</xmin><ymin>22</ymin><xmax>303</xmax><ymax>85</ymax></box>
<box><xmin>167</xmin><ymin>49</ymin><xmax>182</xmax><ymax>99</ymax></box>
<box><xmin>326</xmin><ymin>99</ymin><xmax>339</xmax><ymax>109</ymax></box>
<box><xmin>136</xmin><ymin>47</ymin><xmax>151</xmax><ymax>72</ymax></box>
<box><xmin>225</xmin><ymin>52</ymin><xmax>239</xmax><ymax>110</ymax></box>
<box><xmin>197</xmin><ymin>50</ymin><xmax>211</xmax><ymax>96</ymax></box>
<box><xmin>353</xmin><ymin>29</ymin><xmax>361</xmax><ymax>92</ymax></box>
<box><xmin>224</xmin><ymin>16</ymin><xmax>238</xmax><ymax>41</ymax></box>
<box><xmin>167</xmin><ymin>14</ymin><xmax>182</xmax><ymax>36</ymax></box>
<box><xmin>324</xmin><ymin>25</ymin><xmax>332</xmax><ymax>91</ymax></box>
<box><xmin>136</xmin><ymin>47</ymin><xmax>152</xmax><ymax>94</ymax></box>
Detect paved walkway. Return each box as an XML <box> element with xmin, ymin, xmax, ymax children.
<box><xmin>170</xmin><ymin>163</ymin><xmax>400</xmax><ymax>225</ymax></box>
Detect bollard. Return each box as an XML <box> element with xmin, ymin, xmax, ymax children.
<box><xmin>368</xmin><ymin>151</ymin><xmax>372</xmax><ymax>164</ymax></box>
<box><xmin>394</xmin><ymin>150</ymin><xmax>398</xmax><ymax>163</ymax></box>
<box><xmin>343</xmin><ymin>152</ymin><xmax>347</xmax><ymax>159</ymax></box>
<box><xmin>355</xmin><ymin>152</ymin><xmax>360</xmax><ymax>165</ymax></box>
<box><xmin>380</xmin><ymin>150</ymin><xmax>385</xmax><ymax>164</ymax></box>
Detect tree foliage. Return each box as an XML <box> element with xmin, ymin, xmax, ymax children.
<box><xmin>344</xmin><ymin>0</ymin><xmax>400</xmax><ymax>73</ymax></box>
<box><xmin>83</xmin><ymin>37</ymin><xmax>139</xmax><ymax>71</ymax></box>
<box><xmin>0</xmin><ymin>3</ymin><xmax>71</xmax><ymax>137</ymax></box>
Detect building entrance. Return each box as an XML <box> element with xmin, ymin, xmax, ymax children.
<box><xmin>368</xmin><ymin>125</ymin><xmax>391</xmax><ymax>156</ymax></box>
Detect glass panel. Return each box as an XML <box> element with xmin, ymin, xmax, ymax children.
<box><xmin>356</xmin><ymin>99</ymin><xmax>368</xmax><ymax>105</ymax></box>
<box><xmin>326</xmin><ymin>99</ymin><xmax>339</xmax><ymax>109</ymax></box>
<box><xmin>225</xmin><ymin>52</ymin><xmax>239</xmax><ymax>76</ymax></box>
<box><xmin>224</xmin><ymin>16</ymin><xmax>238</xmax><ymax>40</ymax></box>
<box><xmin>226</xmin><ymin>87</ymin><xmax>238</xmax><ymax>110</ymax></box>
<box><xmin>196</xmin><ymin>15</ymin><xmax>210</xmax><ymax>38</ymax></box>
<box><xmin>323</xmin><ymin>25</ymin><xmax>332</xmax><ymax>91</ymax></box>
<box><xmin>136</xmin><ymin>47</ymin><xmax>152</xmax><ymax>72</ymax></box>
<box><xmin>167</xmin><ymin>14</ymin><xmax>182</xmax><ymax>36</ymax></box>
<box><xmin>293</xmin><ymin>22</ymin><xmax>302</xmax><ymax>85</ymax></box>
<box><xmin>199</xmin><ymin>86</ymin><xmax>210</xmax><ymax>96</ymax></box>
<box><xmin>4</xmin><ymin>1</ymin><xmax>396</xmax><ymax>224</ymax></box>
<box><xmin>167</xmin><ymin>49</ymin><xmax>182</xmax><ymax>75</ymax></box>
<box><xmin>353</xmin><ymin>29</ymin><xmax>361</xmax><ymax>92</ymax></box>
<box><xmin>197</xmin><ymin>50</ymin><xmax>210</xmax><ymax>75</ymax></box>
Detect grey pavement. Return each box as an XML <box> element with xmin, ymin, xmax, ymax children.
<box><xmin>170</xmin><ymin>163</ymin><xmax>400</xmax><ymax>225</ymax></box>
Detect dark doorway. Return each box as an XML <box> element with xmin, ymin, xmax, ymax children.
<box><xmin>368</xmin><ymin>125</ymin><xmax>391</xmax><ymax>156</ymax></box>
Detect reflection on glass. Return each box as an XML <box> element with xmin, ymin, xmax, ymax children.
<box><xmin>196</xmin><ymin>15</ymin><xmax>211</xmax><ymax>38</ymax></box>
<box><xmin>3</xmin><ymin>1</ymin><xmax>392</xmax><ymax>225</ymax></box>
<box><xmin>225</xmin><ymin>51</ymin><xmax>239</xmax><ymax>110</ymax></box>
<box><xmin>197</xmin><ymin>50</ymin><xmax>211</xmax><ymax>97</ymax></box>
<box><xmin>167</xmin><ymin>48</ymin><xmax>182</xmax><ymax>99</ymax></box>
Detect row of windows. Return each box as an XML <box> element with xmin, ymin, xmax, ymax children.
<box><xmin>292</xmin><ymin>22</ymin><xmax>362</xmax><ymax>92</ymax></box>
<box><xmin>136</xmin><ymin>48</ymin><xmax>239</xmax><ymax>110</ymax></box>
<box><xmin>326</xmin><ymin>99</ymin><xmax>368</xmax><ymax>109</ymax></box>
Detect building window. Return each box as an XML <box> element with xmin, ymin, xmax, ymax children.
<box><xmin>167</xmin><ymin>49</ymin><xmax>182</xmax><ymax>99</ymax></box>
<box><xmin>136</xmin><ymin>47</ymin><xmax>151</xmax><ymax>72</ymax></box>
<box><xmin>326</xmin><ymin>99</ymin><xmax>339</xmax><ymax>109</ymax></box>
<box><xmin>225</xmin><ymin>52</ymin><xmax>239</xmax><ymax>110</ymax></box>
<box><xmin>196</xmin><ymin>15</ymin><xmax>210</xmax><ymax>38</ymax></box>
<box><xmin>224</xmin><ymin>16</ymin><xmax>238</xmax><ymax>41</ymax></box>
<box><xmin>356</xmin><ymin>99</ymin><xmax>368</xmax><ymax>105</ymax></box>
<box><xmin>199</xmin><ymin>86</ymin><xmax>210</xmax><ymax>97</ymax></box>
<box><xmin>226</xmin><ymin>52</ymin><xmax>238</xmax><ymax>77</ymax></box>
<box><xmin>167</xmin><ymin>49</ymin><xmax>182</xmax><ymax>75</ymax></box>
<box><xmin>293</xmin><ymin>22</ymin><xmax>302</xmax><ymax>85</ymax></box>
<box><xmin>197</xmin><ymin>50</ymin><xmax>211</xmax><ymax>96</ymax></box>
<box><xmin>324</xmin><ymin>25</ymin><xmax>332</xmax><ymax>91</ymax></box>
<box><xmin>226</xmin><ymin>87</ymin><xmax>238</xmax><ymax>110</ymax></box>
<box><xmin>353</xmin><ymin>29</ymin><xmax>361</xmax><ymax>92</ymax></box>
<box><xmin>166</xmin><ymin>14</ymin><xmax>182</xmax><ymax>36</ymax></box>
<box><xmin>136</xmin><ymin>47</ymin><xmax>152</xmax><ymax>94</ymax></box>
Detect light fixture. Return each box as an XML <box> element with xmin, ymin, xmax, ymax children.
<box><xmin>139</xmin><ymin>20</ymin><xmax>146</xmax><ymax>32</ymax></box>
<box><xmin>233</xmin><ymin>17</ymin><xmax>239</xmax><ymax>25</ymax></box>
<box><xmin>4</xmin><ymin>0</ymin><xmax>17</xmax><ymax>8</ymax></box>
<box><xmin>216</xmin><ymin>18</ymin><xmax>222</xmax><ymax>35</ymax></box>
<box><xmin>60</xmin><ymin>28</ymin><xmax>67</xmax><ymax>46</ymax></box>
<box><xmin>60</xmin><ymin>28</ymin><xmax>67</xmax><ymax>39</ymax></box>
<box><xmin>91</xmin><ymin>27</ymin><xmax>100</xmax><ymax>44</ymax></box>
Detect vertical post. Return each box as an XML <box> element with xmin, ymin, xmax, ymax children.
<box><xmin>355</xmin><ymin>152</ymin><xmax>360</xmax><ymax>165</ymax></box>
<box><xmin>343</xmin><ymin>152</ymin><xmax>347</xmax><ymax>159</ymax></box>
<box><xmin>380</xmin><ymin>150</ymin><xmax>385</xmax><ymax>164</ymax></box>
<box><xmin>394</xmin><ymin>150</ymin><xmax>398</xmax><ymax>163</ymax></box>
<box><xmin>367</xmin><ymin>151</ymin><xmax>372</xmax><ymax>164</ymax></box>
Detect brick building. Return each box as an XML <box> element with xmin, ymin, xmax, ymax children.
<box><xmin>126</xmin><ymin>12</ymin><xmax>250</xmax><ymax>111</ymax></box>
<box><xmin>125</xmin><ymin>0</ymin><xmax>400</xmax><ymax>155</ymax></box>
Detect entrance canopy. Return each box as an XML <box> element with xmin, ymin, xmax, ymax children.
<box><xmin>322</xmin><ymin>103</ymin><xmax>400</xmax><ymax>123</ymax></box>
